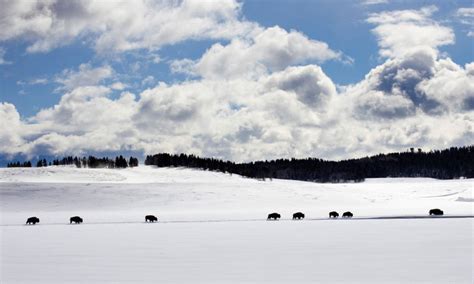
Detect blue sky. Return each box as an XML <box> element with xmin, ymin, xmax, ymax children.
<box><xmin>0</xmin><ymin>0</ymin><xmax>473</xmax><ymax>162</ymax></box>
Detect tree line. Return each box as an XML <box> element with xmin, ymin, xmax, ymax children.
<box><xmin>145</xmin><ymin>146</ymin><xmax>474</xmax><ymax>182</ymax></box>
<box><xmin>7</xmin><ymin>155</ymin><xmax>139</xmax><ymax>169</ymax></box>
<box><xmin>6</xmin><ymin>161</ymin><xmax>32</xmax><ymax>168</ymax></box>
<box><xmin>6</xmin><ymin>146</ymin><xmax>473</xmax><ymax>182</ymax></box>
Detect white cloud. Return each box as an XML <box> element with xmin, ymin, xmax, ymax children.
<box><xmin>456</xmin><ymin>7</ymin><xmax>474</xmax><ymax>37</ymax></box>
<box><xmin>141</xmin><ymin>76</ymin><xmax>156</xmax><ymax>87</ymax></box>
<box><xmin>110</xmin><ymin>82</ymin><xmax>127</xmax><ymax>91</ymax></box>
<box><xmin>24</xmin><ymin>86</ymin><xmax>139</xmax><ymax>155</ymax></box>
<box><xmin>346</xmin><ymin>48</ymin><xmax>435</xmax><ymax>118</ymax></box>
<box><xmin>417</xmin><ymin>59</ymin><xmax>474</xmax><ymax>112</ymax></box>
<box><xmin>55</xmin><ymin>64</ymin><xmax>113</xmax><ymax>91</ymax></box>
<box><xmin>0</xmin><ymin>47</ymin><xmax>11</xmax><ymax>65</ymax></box>
<box><xmin>30</xmin><ymin>78</ymin><xmax>48</xmax><ymax>85</ymax></box>
<box><xmin>263</xmin><ymin>65</ymin><xmax>336</xmax><ymax>109</ymax></box>
<box><xmin>171</xmin><ymin>26</ymin><xmax>341</xmax><ymax>80</ymax></box>
<box><xmin>0</xmin><ymin>0</ymin><xmax>255</xmax><ymax>54</ymax></box>
<box><xmin>343</xmin><ymin>46</ymin><xmax>474</xmax><ymax>119</ymax></box>
<box><xmin>456</xmin><ymin>8</ymin><xmax>474</xmax><ymax>18</ymax></box>
<box><xmin>367</xmin><ymin>6</ymin><xmax>454</xmax><ymax>58</ymax></box>
<box><xmin>0</xmin><ymin>103</ymin><xmax>24</xmax><ymax>154</ymax></box>
<box><xmin>361</xmin><ymin>0</ymin><xmax>389</xmax><ymax>5</ymax></box>
<box><xmin>17</xmin><ymin>78</ymin><xmax>48</xmax><ymax>86</ymax></box>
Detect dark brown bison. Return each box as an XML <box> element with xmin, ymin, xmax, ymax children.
<box><xmin>429</xmin><ymin>208</ymin><xmax>444</xmax><ymax>216</ymax></box>
<box><xmin>267</xmin><ymin>212</ymin><xmax>281</xmax><ymax>220</ymax></box>
<box><xmin>292</xmin><ymin>212</ymin><xmax>305</xmax><ymax>220</ymax></box>
<box><xmin>26</xmin><ymin>217</ymin><xmax>40</xmax><ymax>225</ymax></box>
<box><xmin>342</xmin><ymin>211</ymin><xmax>353</xmax><ymax>218</ymax></box>
<box><xmin>329</xmin><ymin>211</ymin><xmax>339</xmax><ymax>218</ymax></box>
<box><xmin>70</xmin><ymin>216</ymin><xmax>83</xmax><ymax>224</ymax></box>
<box><xmin>145</xmin><ymin>215</ymin><xmax>158</xmax><ymax>222</ymax></box>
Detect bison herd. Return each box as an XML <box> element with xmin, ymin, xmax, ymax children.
<box><xmin>24</xmin><ymin>209</ymin><xmax>445</xmax><ymax>225</ymax></box>
<box><xmin>268</xmin><ymin>211</ymin><xmax>354</xmax><ymax>221</ymax></box>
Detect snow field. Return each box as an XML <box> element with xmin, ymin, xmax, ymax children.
<box><xmin>1</xmin><ymin>166</ymin><xmax>473</xmax><ymax>283</ymax></box>
<box><xmin>1</xmin><ymin>218</ymin><xmax>472</xmax><ymax>283</ymax></box>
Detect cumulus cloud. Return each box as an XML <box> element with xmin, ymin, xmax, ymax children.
<box><xmin>367</xmin><ymin>6</ymin><xmax>454</xmax><ymax>58</ymax></box>
<box><xmin>1</xmin><ymin>65</ymin><xmax>340</xmax><ymax>160</ymax></box>
<box><xmin>417</xmin><ymin>60</ymin><xmax>474</xmax><ymax>112</ymax></box>
<box><xmin>0</xmin><ymin>0</ymin><xmax>254</xmax><ymax>54</ymax></box>
<box><xmin>0</xmin><ymin>103</ymin><xmax>25</xmax><ymax>154</ymax></box>
<box><xmin>0</xmin><ymin>5</ymin><xmax>472</xmax><ymax>162</ymax></box>
<box><xmin>263</xmin><ymin>65</ymin><xmax>337</xmax><ymax>109</ymax></box>
<box><xmin>171</xmin><ymin>26</ymin><xmax>341</xmax><ymax>79</ymax></box>
<box><xmin>22</xmin><ymin>85</ymin><xmax>139</xmax><ymax>156</ymax></box>
<box><xmin>346</xmin><ymin>48</ymin><xmax>436</xmax><ymax>119</ymax></box>
<box><xmin>110</xmin><ymin>82</ymin><xmax>127</xmax><ymax>91</ymax></box>
<box><xmin>344</xmin><ymin>47</ymin><xmax>473</xmax><ymax>123</ymax></box>
<box><xmin>4</xmin><ymin>56</ymin><xmax>472</xmax><ymax>162</ymax></box>
<box><xmin>348</xmin><ymin>7</ymin><xmax>472</xmax><ymax>122</ymax></box>
<box><xmin>131</xmin><ymin>67</ymin><xmax>338</xmax><ymax>160</ymax></box>
<box><xmin>55</xmin><ymin>64</ymin><xmax>113</xmax><ymax>91</ymax></box>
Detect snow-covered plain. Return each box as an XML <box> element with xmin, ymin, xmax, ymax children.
<box><xmin>1</xmin><ymin>166</ymin><xmax>473</xmax><ymax>283</ymax></box>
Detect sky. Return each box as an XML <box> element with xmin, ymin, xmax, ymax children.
<box><xmin>0</xmin><ymin>0</ymin><xmax>473</xmax><ymax>163</ymax></box>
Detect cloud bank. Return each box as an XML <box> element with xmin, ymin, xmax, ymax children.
<box><xmin>0</xmin><ymin>0</ymin><xmax>254</xmax><ymax>53</ymax></box>
<box><xmin>0</xmin><ymin>4</ymin><xmax>472</xmax><ymax>161</ymax></box>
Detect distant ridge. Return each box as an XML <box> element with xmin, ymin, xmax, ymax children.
<box><xmin>145</xmin><ymin>145</ymin><xmax>474</xmax><ymax>182</ymax></box>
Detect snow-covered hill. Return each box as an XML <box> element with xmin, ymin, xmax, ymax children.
<box><xmin>0</xmin><ymin>165</ymin><xmax>472</xmax><ymax>221</ymax></box>
<box><xmin>1</xmin><ymin>166</ymin><xmax>473</xmax><ymax>283</ymax></box>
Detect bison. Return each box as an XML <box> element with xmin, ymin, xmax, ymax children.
<box><xmin>429</xmin><ymin>208</ymin><xmax>444</xmax><ymax>216</ymax></box>
<box><xmin>267</xmin><ymin>212</ymin><xmax>281</xmax><ymax>220</ymax></box>
<box><xmin>292</xmin><ymin>212</ymin><xmax>305</xmax><ymax>220</ymax></box>
<box><xmin>26</xmin><ymin>217</ymin><xmax>40</xmax><ymax>225</ymax></box>
<box><xmin>145</xmin><ymin>215</ymin><xmax>158</xmax><ymax>222</ymax></box>
<box><xmin>70</xmin><ymin>216</ymin><xmax>83</xmax><ymax>224</ymax></box>
<box><xmin>342</xmin><ymin>211</ymin><xmax>353</xmax><ymax>218</ymax></box>
<box><xmin>329</xmin><ymin>211</ymin><xmax>339</xmax><ymax>218</ymax></box>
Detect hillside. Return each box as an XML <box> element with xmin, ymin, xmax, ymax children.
<box><xmin>145</xmin><ymin>146</ymin><xmax>474</xmax><ymax>182</ymax></box>
<box><xmin>1</xmin><ymin>165</ymin><xmax>472</xmax><ymax>221</ymax></box>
